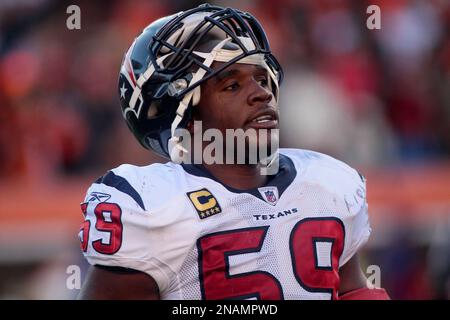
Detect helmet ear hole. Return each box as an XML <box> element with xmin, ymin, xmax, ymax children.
<box><xmin>147</xmin><ymin>101</ymin><xmax>161</xmax><ymax>119</ymax></box>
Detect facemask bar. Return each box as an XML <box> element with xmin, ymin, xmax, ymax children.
<box><xmin>151</xmin><ymin>6</ymin><xmax>283</xmax><ymax>89</ymax></box>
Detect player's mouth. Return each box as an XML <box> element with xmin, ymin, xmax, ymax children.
<box><xmin>245</xmin><ymin>109</ymin><xmax>279</xmax><ymax>130</ymax></box>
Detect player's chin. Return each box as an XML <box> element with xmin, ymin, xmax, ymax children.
<box><xmin>248</xmin><ymin>130</ymin><xmax>279</xmax><ymax>163</ymax></box>
<box><xmin>224</xmin><ymin>127</ymin><xmax>279</xmax><ymax>165</ymax></box>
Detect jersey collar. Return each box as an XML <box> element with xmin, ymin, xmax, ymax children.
<box><xmin>181</xmin><ymin>153</ymin><xmax>297</xmax><ymax>203</ymax></box>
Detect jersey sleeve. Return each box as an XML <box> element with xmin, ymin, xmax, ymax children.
<box><xmin>339</xmin><ymin>174</ymin><xmax>372</xmax><ymax>267</ymax></box>
<box><xmin>78</xmin><ymin>170</ymin><xmax>173</xmax><ymax>293</ymax></box>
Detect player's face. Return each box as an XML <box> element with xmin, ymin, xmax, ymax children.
<box><xmin>194</xmin><ymin>61</ymin><xmax>279</xmax><ymax>162</ymax></box>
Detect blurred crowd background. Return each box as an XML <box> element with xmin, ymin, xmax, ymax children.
<box><xmin>0</xmin><ymin>0</ymin><xmax>449</xmax><ymax>299</ymax></box>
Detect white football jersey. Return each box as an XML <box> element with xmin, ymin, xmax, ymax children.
<box><xmin>79</xmin><ymin>148</ymin><xmax>371</xmax><ymax>300</ymax></box>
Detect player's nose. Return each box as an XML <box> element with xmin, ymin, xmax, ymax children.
<box><xmin>247</xmin><ymin>80</ymin><xmax>273</xmax><ymax>107</ymax></box>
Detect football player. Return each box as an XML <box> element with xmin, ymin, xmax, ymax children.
<box><xmin>78</xmin><ymin>4</ymin><xmax>389</xmax><ymax>300</ymax></box>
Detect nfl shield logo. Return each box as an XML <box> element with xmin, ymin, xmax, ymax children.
<box><xmin>258</xmin><ymin>186</ymin><xmax>279</xmax><ymax>206</ymax></box>
<box><xmin>264</xmin><ymin>190</ymin><xmax>277</xmax><ymax>204</ymax></box>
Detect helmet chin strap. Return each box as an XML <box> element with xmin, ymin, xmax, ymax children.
<box><xmin>169</xmin><ymin>37</ymin><xmax>280</xmax><ymax>163</ymax></box>
<box><xmin>168</xmin><ymin>37</ymin><xmax>229</xmax><ymax>163</ymax></box>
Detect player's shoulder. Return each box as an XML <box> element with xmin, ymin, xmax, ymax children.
<box><xmin>109</xmin><ymin>161</ymin><xmax>180</xmax><ymax>184</ymax></box>
<box><xmin>280</xmin><ymin>148</ymin><xmax>365</xmax><ymax>193</ymax></box>
<box><xmin>84</xmin><ymin>161</ymin><xmax>183</xmax><ymax>212</ymax></box>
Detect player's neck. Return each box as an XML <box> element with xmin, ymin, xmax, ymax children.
<box><xmin>202</xmin><ymin>163</ymin><xmax>268</xmax><ymax>190</ymax></box>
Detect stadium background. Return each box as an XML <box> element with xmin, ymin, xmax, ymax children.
<box><xmin>0</xmin><ymin>0</ymin><xmax>449</xmax><ymax>299</ymax></box>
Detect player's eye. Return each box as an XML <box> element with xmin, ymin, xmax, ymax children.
<box><xmin>256</xmin><ymin>77</ymin><xmax>269</xmax><ymax>88</ymax></box>
<box><xmin>223</xmin><ymin>82</ymin><xmax>239</xmax><ymax>92</ymax></box>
